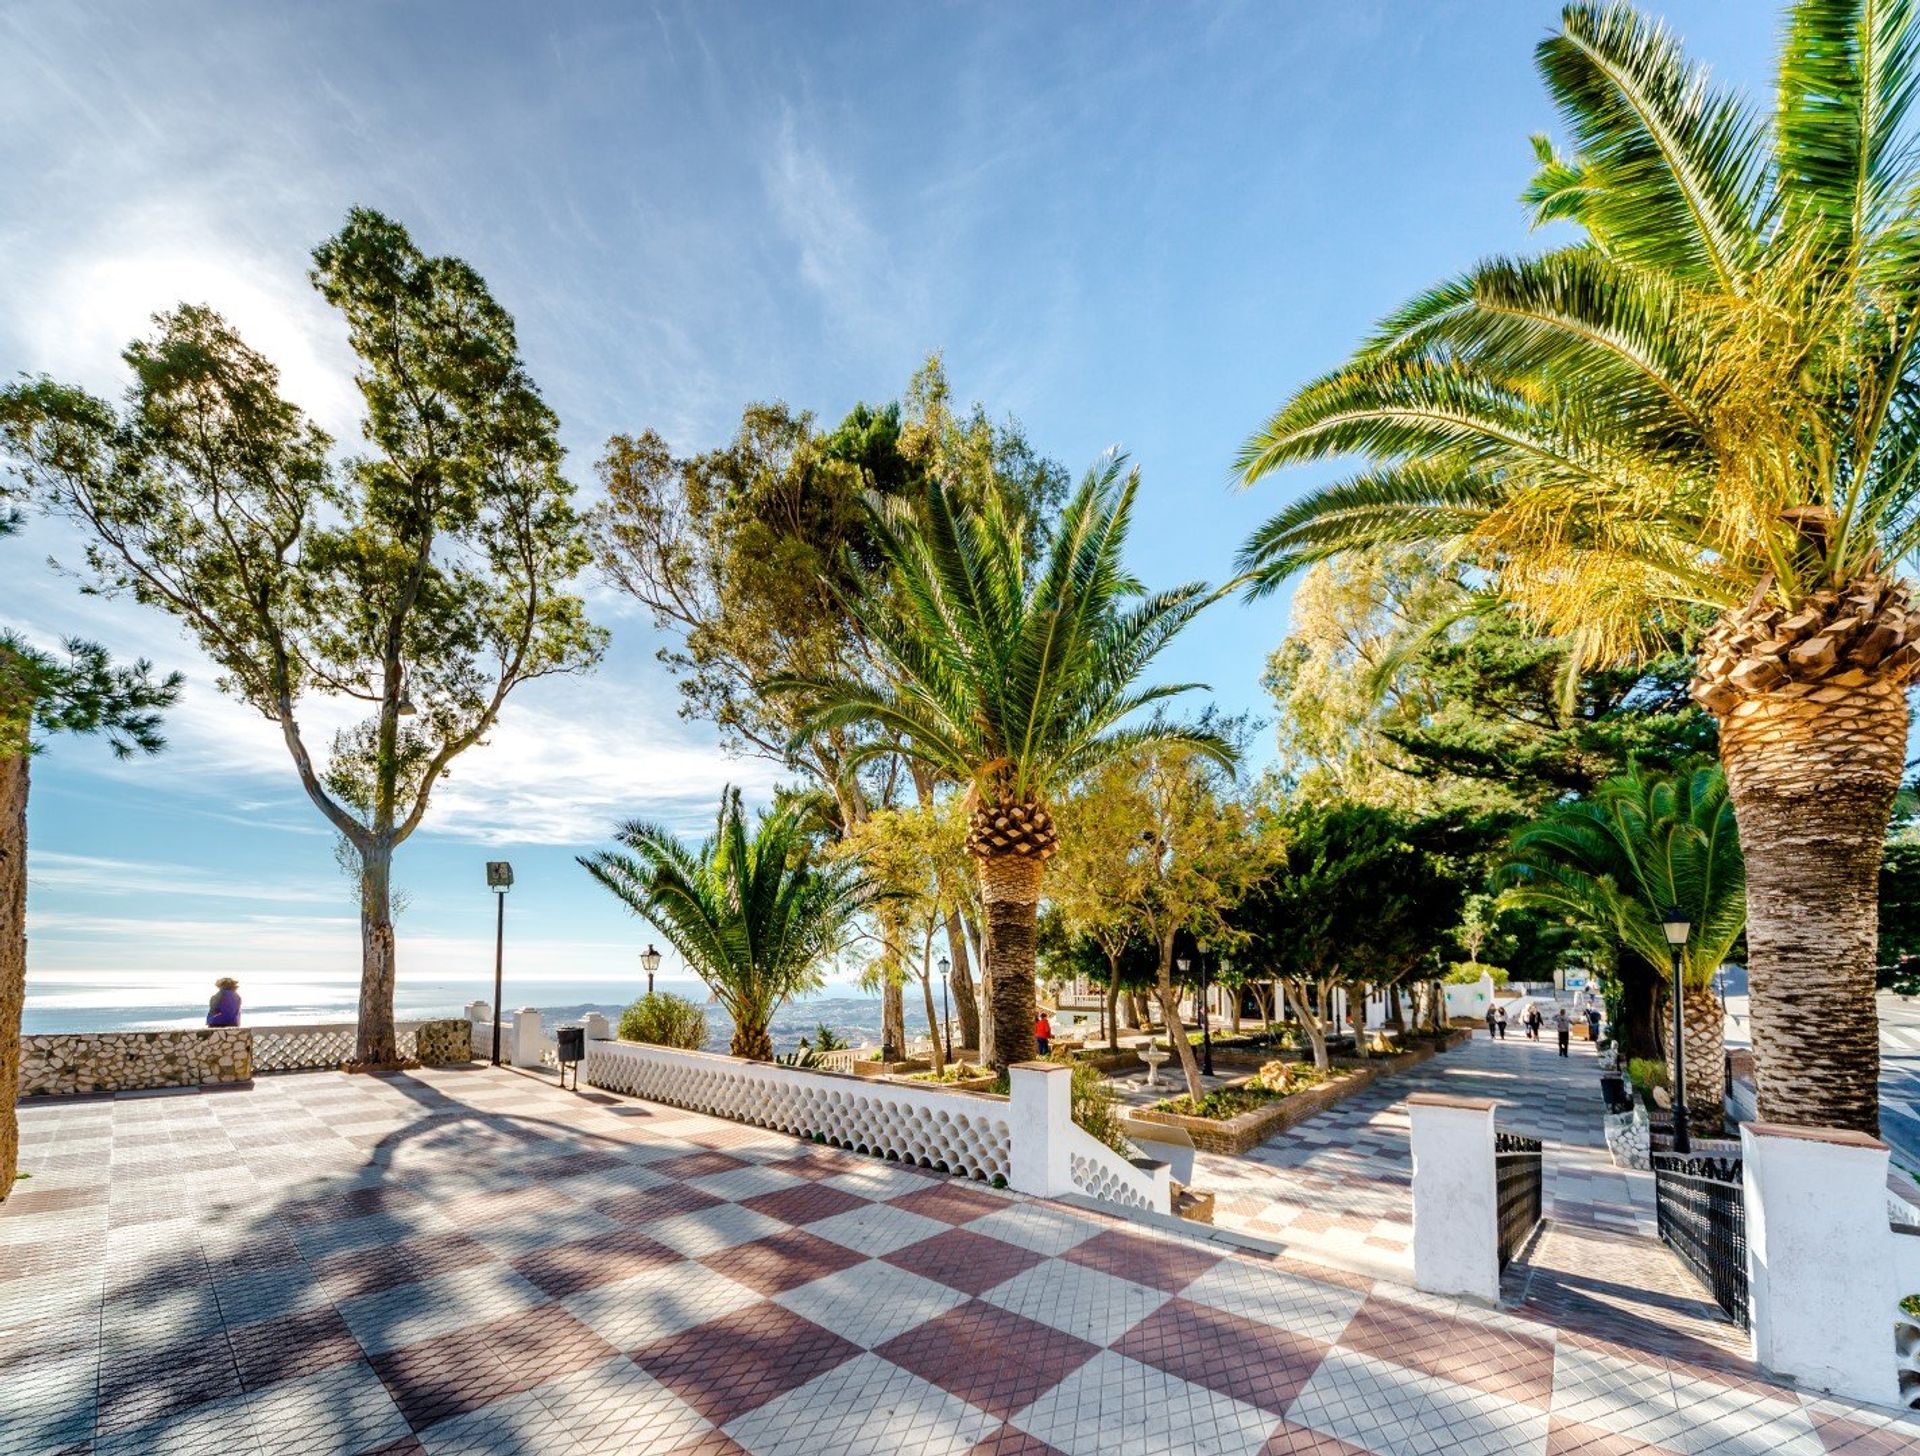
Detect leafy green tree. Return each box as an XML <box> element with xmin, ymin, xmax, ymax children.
<box><xmin>0</xmin><ymin>210</ymin><xmax>604</xmax><ymax>1065</ymax></box>
<box><xmin>1238</xmin><ymin>0</ymin><xmax>1920</xmax><ymax>1133</ymax></box>
<box><xmin>580</xmin><ymin>789</ymin><xmax>879</xmax><ymax>1060</ymax></box>
<box><xmin>1499</xmin><ymin>762</ymin><xmax>1745</xmax><ymax>1130</ymax></box>
<box><xmin>774</xmin><ymin>460</ymin><xmax>1230</xmax><ymax>1067</ymax></box>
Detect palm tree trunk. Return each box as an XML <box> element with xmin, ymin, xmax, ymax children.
<box><xmin>977</xmin><ymin>849</ymin><xmax>1043</xmax><ymax>1068</ymax></box>
<box><xmin>1682</xmin><ymin>988</ymin><xmax>1725</xmax><ymax>1135</ymax></box>
<box><xmin>1718</xmin><ymin>682</ymin><xmax>1904</xmax><ymax>1134</ymax></box>
<box><xmin>0</xmin><ymin>747</ymin><xmax>27</xmax><ymax>1201</ymax></box>
<box><xmin>732</xmin><ymin>1022</ymin><xmax>773</xmax><ymax>1061</ymax></box>
<box><xmin>355</xmin><ymin>840</ymin><xmax>400</xmax><ymax>1066</ymax></box>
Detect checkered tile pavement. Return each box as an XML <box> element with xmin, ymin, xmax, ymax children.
<box><xmin>5</xmin><ymin>1064</ymin><xmax>1915</xmax><ymax>1455</ymax></box>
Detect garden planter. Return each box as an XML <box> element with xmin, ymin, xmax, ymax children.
<box><xmin>852</xmin><ymin>1058</ymin><xmax>930</xmax><ymax>1077</ymax></box>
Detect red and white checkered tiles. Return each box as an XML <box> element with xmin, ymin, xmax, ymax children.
<box><xmin>3</xmin><ymin>1065</ymin><xmax>1915</xmax><ymax>1455</ymax></box>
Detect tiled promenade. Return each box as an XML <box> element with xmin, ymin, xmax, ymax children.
<box><xmin>4</xmin><ymin>1063</ymin><xmax>1916</xmax><ymax>1455</ymax></box>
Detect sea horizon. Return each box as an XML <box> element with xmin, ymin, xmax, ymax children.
<box><xmin>22</xmin><ymin>977</ymin><xmax>898</xmax><ymax>1054</ymax></box>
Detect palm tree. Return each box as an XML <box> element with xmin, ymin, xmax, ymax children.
<box><xmin>1237</xmin><ymin>0</ymin><xmax>1920</xmax><ymax>1133</ymax></box>
<box><xmin>772</xmin><ymin>460</ymin><xmax>1232</xmax><ymax>1068</ymax></box>
<box><xmin>1499</xmin><ymin>763</ymin><xmax>1745</xmax><ymax>1132</ymax></box>
<box><xmin>580</xmin><ymin>789</ymin><xmax>877</xmax><ymax>1060</ymax></box>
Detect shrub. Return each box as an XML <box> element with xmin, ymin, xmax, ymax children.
<box><xmin>1069</xmin><ymin>1061</ymin><xmax>1127</xmax><ymax>1154</ymax></box>
<box><xmin>812</xmin><ymin>1022</ymin><xmax>846</xmax><ymax>1051</ymax></box>
<box><xmin>1626</xmin><ymin>1056</ymin><xmax>1669</xmax><ymax>1091</ymax></box>
<box><xmin>1252</xmin><ymin>1059</ymin><xmax>1325</xmax><ymax>1095</ymax></box>
<box><xmin>1446</xmin><ymin>962</ymin><xmax>1508</xmax><ymax>986</ymax></box>
<box><xmin>618</xmin><ymin>991</ymin><xmax>708</xmax><ymax>1050</ymax></box>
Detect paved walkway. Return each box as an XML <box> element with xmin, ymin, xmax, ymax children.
<box><xmin>5</xmin><ymin>1063</ymin><xmax>1916</xmax><ymax>1455</ymax></box>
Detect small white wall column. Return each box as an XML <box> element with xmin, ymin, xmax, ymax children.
<box><xmin>1742</xmin><ymin>1122</ymin><xmax>1901</xmax><ymax>1407</ymax></box>
<box><xmin>510</xmin><ymin>1007</ymin><xmax>545</xmax><ymax>1069</ymax></box>
<box><xmin>1007</xmin><ymin>1061</ymin><xmax>1072</xmax><ymax>1199</ymax></box>
<box><xmin>582</xmin><ymin>1012</ymin><xmax>612</xmax><ymax>1042</ymax></box>
<box><xmin>1409</xmin><ymin>1092</ymin><xmax>1500</xmax><ymax>1303</ymax></box>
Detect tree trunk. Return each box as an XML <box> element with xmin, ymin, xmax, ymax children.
<box><xmin>1227</xmin><ymin>987</ymin><xmax>1242</xmax><ymax>1034</ymax></box>
<box><xmin>1385</xmin><ymin>983</ymin><xmax>1403</xmax><ymax>1030</ymax></box>
<box><xmin>1612</xmin><ymin>959</ymin><xmax>1663</xmax><ymax>1066</ymax></box>
<box><xmin>0</xmin><ymin>749</ymin><xmax>27</xmax><ymax>1201</ymax></box>
<box><xmin>1717</xmin><ymin>680</ymin><xmax>1905</xmax><ymax>1134</ymax></box>
<box><xmin>920</xmin><ymin>963</ymin><xmax>945</xmax><ymax>1073</ymax></box>
<box><xmin>1284</xmin><ymin>980</ymin><xmax>1328</xmax><ymax>1071</ymax></box>
<box><xmin>732</xmin><ymin>1022</ymin><xmax>773</xmax><ymax>1061</ymax></box>
<box><xmin>1131</xmin><ymin>991</ymin><xmax>1153</xmax><ymax>1028</ymax></box>
<box><xmin>945</xmin><ymin>910</ymin><xmax>979</xmax><ymax>1052</ymax></box>
<box><xmin>355</xmin><ymin>840</ymin><xmax>400</xmax><ymax>1066</ymax></box>
<box><xmin>1681</xmin><ymin>987</ymin><xmax>1725</xmax><ymax>1135</ymax></box>
<box><xmin>978</xmin><ymin>850</ymin><xmax>1044</xmax><ymax>1068</ymax></box>
<box><xmin>1155</xmin><ymin>934</ymin><xmax>1205</xmax><ymax>1102</ymax></box>
<box><xmin>1347</xmin><ymin>981</ymin><xmax>1370</xmax><ymax>1058</ymax></box>
<box><xmin>1104</xmin><ymin>956</ymin><xmax>1122</xmax><ymax>1051</ymax></box>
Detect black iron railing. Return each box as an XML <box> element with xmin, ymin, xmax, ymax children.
<box><xmin>1495</xmin><ymin>1131</ymin><xmax>1543</xmax><ymax>1268</ymax></box>
<box><xmin>1651</xmin><ymin>1149</ymin><xmax>1748</xmax><ymax>1329</ymax></box>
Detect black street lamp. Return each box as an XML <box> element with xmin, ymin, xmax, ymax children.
<box><xmin>642</xmin><ymin>943</ymin><xmax>662</xmax><ymax>996</ymax></box>
<box><xmin>1177</xmin><ymin>951</ymin><xmax>1214</xmax><ymax>1078</ymax></box>
<box><xmin>1661</xmin><ymin>905</ymin><xmax>1692</xmax><ymax>1154</ymax></box>
<box><xmin>937</xmin><ymin>956</ymin><xmax>952</xmax><ymax>1062</ymax></box>
<box><xmin>486</xmin><ymin>861</ymin><xmax>514</xmax><ymax>1066</ymax></box>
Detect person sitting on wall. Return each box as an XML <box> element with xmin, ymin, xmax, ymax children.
<box><xmin>206</xmin><ymin>977</ymin><xmax>242</xmax><ymax>1027</ymax></box>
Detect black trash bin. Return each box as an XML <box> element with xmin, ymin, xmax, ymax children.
<box><xmin>556</xmin><ymin>1025</ymin><xmax>586</xmax><ymax>1089</ymax></box>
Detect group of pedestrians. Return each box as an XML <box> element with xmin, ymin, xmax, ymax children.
<box><xmin>1484</xmin><ymin>998</ymin><xmax>1595</xmax><ymax>1058</ymax></box>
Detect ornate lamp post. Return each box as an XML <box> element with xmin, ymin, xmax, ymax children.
<box><xmin>1177</xmin><ymin>951</ymin><xmax>1214</xmax><ymax>1078</ymax></box>
<box><xmin>1661</xmin><ymin>906</ymin><xmax>1692</xmax><ymax>1154</ymax></box>
<box><xmin>485</xmin><ymin>861</ymin><xmax>514</xmax><ymax>1066</ymax></box>
<box><xmin>642</xmin><ymin>943</ymin><xmax>662</xmax><ymax>996</ymax></box>
<box><xmin>937</xmin><ymin>956</ymin><xmax>952</xmax><ymax>1062</ymax></box>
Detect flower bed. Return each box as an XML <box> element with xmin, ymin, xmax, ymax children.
<box><xmin>1129</xmin><ymin>1028</ymin><xmax>1469</xmax><ymax>1155</ymax></box>
<box><xmin>902</xmin><ymin>1064</ymin><xmax>999</xmax><ymax>1093</ymax></box>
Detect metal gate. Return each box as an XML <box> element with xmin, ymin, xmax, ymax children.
<box><xmin>1651</xmin><ymin>1150</ymin><xmax>1748</xmax><ymax>1329</ymax></box>
<box><xmin>1496</xmin><ymin>1131</ymin><xmax>1543</xmax><ymax>1268</ymax></box>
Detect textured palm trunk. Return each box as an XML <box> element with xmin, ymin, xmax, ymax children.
<box><xmin>1682</xmin><ymin>989</ymin><xmax>1725</xmax><ymax>1134</ymax></box>
<box><xmin>977</xmin><ymin>849</ymin><xmax>1043</xmax><ymax>1068</ymax></box>
<box><xmin>1716</xmin><ymin>682</ymin><xmax>1905</xmax><ymax>1134</ymax></box>
<box><xmin>355</xmin><ymin>843</ymin><xmax>401</xmax><ymax>1066</ymax></box>
<box><xmin>731</xmin><ymin>1022</ymin><xmax>773</xmax><ymax>1061</ymax></box>
<box><xmin>0</xmin><ymin>748</ymin><xmax>27</xmax><ymax>1201</ymax></box>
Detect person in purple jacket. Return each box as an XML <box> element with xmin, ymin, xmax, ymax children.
<box><xmin>206</xmin><ymin>977</ymin><xmax>242</xmax><ymax>1027</ymax></box>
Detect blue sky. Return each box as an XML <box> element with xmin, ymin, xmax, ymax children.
<box><xmin>1</xmin><ymin>1</ymin><xmax>1775</xmax><ymax>1013</ymax></box>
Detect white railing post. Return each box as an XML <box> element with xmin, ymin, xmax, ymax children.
<box><xmin>1742</xmin><ymin>1122</ymin><xmax>1901</xmax><ymax>1407</ymax></box>
<box><xmin>1007</xmin><ymin>1061</ymin><xmax>1072</xmax><ymax>1199</ymax></box>
<box><xmin>511</xmin><ymin>1007</ymin><xmax>544</xmax><ymax>1069</ymax></box>
<box><xmin>1408</xmin><ymin>1092</ymin><xmax>1500</xmax><ymax>1303</ymax></box>
<box><xmin>582</xmin><ymin>1012</ymin><xmax>612</xmax><ymax>1042</ymax></box>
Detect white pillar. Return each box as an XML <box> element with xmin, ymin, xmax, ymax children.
<box><xmin>582</xmin><ymin>1012</ymin><xmax>612</xmax><ymax>1042</ymax></box>
<box><xmin>511</xmin><ymin>1007</ymin><xmax>544</xmax><ymax>1069</ymax></box>
<box><xmin>1742</xmin><ymin>1122</ymin><xmax>1901</xmax><ymax>1406</ymax></box>
<box><xmin>1409</xmin><ymin>1092</ymin><xmax>1500</xmax><ymax>1303</ymax></box>
<box><xmin>1007</xmin><ymin>1061</ymin><xmax>1072</xmax><ymax>1199</ymax></box>
<box><xmin>465</xmin><ymin>1000</ymin><xmax>490</xmax><ymax>1024</ymax></box>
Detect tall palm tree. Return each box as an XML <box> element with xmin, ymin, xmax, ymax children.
<box><xmin>772</xmin><ymin>460</ymin><xmax>1232</xmax><ymax>1068</ymax></box>
<box><xmin>1237</xmin><ymin>0</ymin><xmax>1920</xmax><ymax>1132</ymax></box>
<box><xmin>1499</xmin><ymin>763</ymin><xmax>1745</xmax><ymax>1131</ymax></box>
<box><xmin>580</xmin><ymin>789</ymin><xmax>877</xmax><ymax>1060</ymax></box>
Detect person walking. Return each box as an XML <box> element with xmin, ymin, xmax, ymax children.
<box><xmin>205</xmin><ymin>977</ymin><xmax>242</xmax><ymax>1027</ymax></box>
<box><xmin>1526</xmin><ymin>1006</ymin><xmax>1542</xmax><ymax>1041</ymax></box>
<box><xmin>1554</xmin><ymin>1007</ymin><xmax>1571</xmax><ymax>1057</ymax></box>
<box><xmin>1586</xmin><ymin>1006</ymin><xmax>1602</xmax><ymax>1043</ymax></box>
<box><xmin>1494</xmin><ymin>1005</ymin><xmax>1508</xmax><ymax>1040</ymax></box>
<box><xmin>1034</xmin><ymin>1012</ymin><xmax>1052</xmax><ymax>1057</ymax></box>
<box><xmin>1485</xmin><ymin>1005</ymin><xmax>1497</xmax><ymax>1040</ymax></box>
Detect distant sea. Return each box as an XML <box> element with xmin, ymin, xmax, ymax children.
<box><xmin>22</xmin><ymin>978</ymin><xmax>892</xmax><ymax>1056</ymax></box>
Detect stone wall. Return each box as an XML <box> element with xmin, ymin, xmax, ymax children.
<box><xmin>20</xmin><ymin>1028</ymin><xmax>252</xmax><ymax>1097</ymax></box>
<box><xmin>414</xmin><ymin>1019</ymin><xmax>473</xmax><ymax>1066</ymax></box>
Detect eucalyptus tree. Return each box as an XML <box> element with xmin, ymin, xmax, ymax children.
<box><xmin>773</xmin><ymin>460</ymin><xmax>1231</xmax><ymax>1067</ymax></box>
<box><xmin>1237</xmin><ymin>0</ymin><xmax>1920</xmax><ymax>1131</ymax></box>
<box><xmin>1499</xmin><ymin>763</ymin><xmax>1746</xmax><ymax>1131</ymax></box>
<box><xmin>0</xmin><ymin>210</ymin><xmax>604</xmax><ymax>1066</ymax></box>
<box><xmin>580</xmin><ymin>790</ymin><xmax>880</xmax><ymax>1060</ymax></box>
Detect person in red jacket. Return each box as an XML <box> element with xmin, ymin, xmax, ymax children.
<box><xmin>1034</xmin><ymin>1013</ymin><xmax>1052</xmax><ymax>1057</ymax></box>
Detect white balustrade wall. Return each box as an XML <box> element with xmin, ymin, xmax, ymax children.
<box><xmin>588</xmin><ymin>1038</ymin><xmax>1014</xmax><ymax>1183</ymax></box>
<box><xmin>253</xmin><ymin>1021</ymin><xmax>429</xmax><ymax>1073</ymax></box>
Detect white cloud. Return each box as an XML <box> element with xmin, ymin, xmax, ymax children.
<box><xmin>28</xmin><ymin>851</ymin><xmax>339</xmax><ymax>904</ymax></box>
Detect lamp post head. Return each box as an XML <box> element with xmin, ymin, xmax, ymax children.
<box><xmin>641</xmin><ymin>944</ymin><xmax>662</xmax><ymax>975</ymax></box>
<box><xmin>486</xmin><ymin>861</ymin><xmax>514</xmax><ymax>892</ymax></box>
<box><xmin>1176</xmin><ymin>955</ymin><xmax>1191</xmax><ymax>974</ymax></box>
<box><xmin>936</xmin><ymin>956</ymin><xmax>950</xmax><ymax>977</ymax></box>
<box><xmin>1661</xmin><ymin>906</ymin><xmax>1691</xmax><ymax>947</ymax></box>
